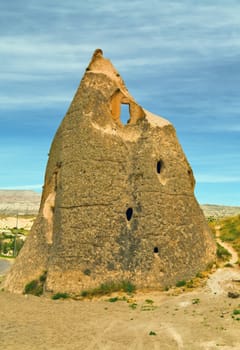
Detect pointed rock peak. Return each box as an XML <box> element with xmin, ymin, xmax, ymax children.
<box><xmin>93</xmin><ymin>48</ymin><xmax>103</xmax><ymax>57</ymax></box>
<box><xmin>87</xmin><ymin>48</ymin><xmax>120</xmax><ymax>78</ymax></box>
<box><xmin>83</xmin><ymin>49</ymin><xmax>145</xmax><ymax>126</ymax></box>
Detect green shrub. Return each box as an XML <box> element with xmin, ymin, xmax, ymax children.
<box><xmin>220</xmin><ymin>221</ymin><xmax>239</xmax><ymax>241</ymax></box>
<box><xmin>186</xmin><ymin>279</ymin><xmax>194</xmax><ymax>288</ymax></box>
<box><xmin>81</xmin><ymin>290</ymin><xmax>88</xmax><ymax>297</ymax></box>
<box><xmin>233</xmin><ymin>309</ymin><xmax>240</xmax><ymax>315</ymax></box>
<box><xmin>121</xmin><ymin>280</ymin><xmax>136</xmax><ymax>294</ymax></box>
<box><xmin>196</xmin><ymin>272</ymin><xmax>204</xmax><ymax>278</ymax></box>
<box><xmin>52</xmin><ymin>292</ymin><xmax>69</xmax><ymax>300</ymax></box>
<box><xmin>216</xmin><ymin>243</ymin><xmax>231</xmax><ymax>261</ymax></box>
<box><xmin>24</xmin><ymin>280</ymin><xmax>43</xmax><ymax>296</ymax></box>
<box><xmin>149</xmin><ymin>331</ymin><xmax>157</xmax><ymax>336</ymax></box>
<box><xmin>208</xmin><ymin>215</ymin><xmax>240</xmax><ymax>262</ymax></box>
<box><xmin>39</xmin><ymin>271</ymin><xmax>47</xmax><ymax>282</ymax></box>
<box><xmin>108</xmin><ymin>297</ymin><xmax>119</xmax><ymax>302</ymax></box>
<box><xmin>24</xmin><ymin>271</ymin><xmax>47</xmax><ymax>296</ymax></box>
<box><xmin>24</xmin><ymin>280</ymin><xmax>38</xmax><ymax>294</ymax></box>
<box><xmin>192</xmin><ymin>298</ymin><xmax>200</xmax><ymax>305</ymax></box>
<box><xmin>83</xmin><ymin>269</ymin><xmax>91</xmax><ymax>276</ymax></box>
<box><xmin>81</xmin><ymin>280</ymin><xmax>136</xmax><ymax>298</ymax></box>
<box><xmin>176</xmin><ymin>280</ymin><xmax>186</xmax><ymax>287</ymax></box>
<box><xmin>34</xmin><ymin>285</ymin><xmax>44</xmax><ymax>296</ymax></box>
<box><xmin>129</xmin><ymin>303</ymin><xmax>138</xmax><ymax>310</ymax></box>
<box><xmin>219</xmin><ymin>215</ymin><xmax>240</xmax><ymax>260</ymax></box>
<box><xmin>141</xmin><ymin>301</ymin><xmax>157</xmax><ymax>311</ymax></box>
<box><xmin>224</xmin><ymin>263</ymin><xmax>233</xmax><ymax>268</ymax></box>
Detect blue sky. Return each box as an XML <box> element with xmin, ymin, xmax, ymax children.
<box><xmin>0</xmin><ymin>0</ymin><xmax>239</xmax><ymax>205</ymax></box>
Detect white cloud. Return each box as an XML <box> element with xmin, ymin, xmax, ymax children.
<box><xmin>0</xmin><ymin>95</ymin><xmax>71</xmax><ymax>109</ymax></box>
<box><xmin>187</xmin><ymin>123</ymin><xmax>240</xmax><ymax>134</ymax></box>
<box><xmin>196</xmin><ymin>174</ymin><xmax>240</xmax><ymax>183</ymax></box>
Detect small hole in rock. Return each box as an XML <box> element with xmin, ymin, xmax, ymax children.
<box><xmin>126</xmin><ymin>207</ymin><xmax>133</xmax><ymax>221</ymax></box>
<box><xmin>153</xmin><ymin>247</ymin><xmax>159</xmax><ymax>253</ymax></box>
<box><xmin>157</xmin><ymin>160</ymin><xmax>163</xmax><ymax>174</ymax></box>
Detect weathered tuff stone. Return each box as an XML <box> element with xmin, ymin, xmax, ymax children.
<box><xmin>4</xmin><ymin>49</ymin><xmax>216</xmax><ymax>294</ymax></box>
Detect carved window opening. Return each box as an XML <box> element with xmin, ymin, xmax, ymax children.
<box><xmin>153</xmin><ymin>247</ymin><xmax>159</xmax><ymax>253</ymax></box>
<box><xmin>126</xmin><ymin>207</ymin><xmax>133</xmax><ymax>221</ymax></box>
<box><xmin>120</xmin><ymin>103</ymin><xmax>130</xmax><ymax>125</ymax></box>
<box><xmin>157</xmin><ymin>160</ymin><xmax>163</xmax><ymax>174</ymax></box>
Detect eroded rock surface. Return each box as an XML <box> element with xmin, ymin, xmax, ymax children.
<box><xmin>4</xmin><ymin>50</ymin><xmax>216</xmax><ymax>294</ymax></box>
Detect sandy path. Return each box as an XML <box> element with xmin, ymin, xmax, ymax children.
<box><xmin>215</xmin><ymin>225</ymin><xmax>238</xmax><ymax>265</ymax></box>
<box><xmin>206</xmin><ymin>226</ymin><xmax>240</xmax><ymax>295</ymax></box>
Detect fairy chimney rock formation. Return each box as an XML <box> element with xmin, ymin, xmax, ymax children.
<box><xmin>4</xmin><ymin>49</ymin><xmax>216</xmax><ymax>294</ymax></box>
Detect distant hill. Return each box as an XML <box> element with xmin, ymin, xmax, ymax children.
<box><xmin>200</xmin><ymin>204</ymin><xmax>240</xmax><ymax>218</ymax></box>
<box><xmin>0</xmin><ymin>190</ymin><xmax>41</xmax><ymax>215</ymax></box>
<box><xmin>0</xmin><ymin>190</ymin><xmax>239</xmax><ymax>218</ymax></box>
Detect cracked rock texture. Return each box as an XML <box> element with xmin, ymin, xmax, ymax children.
<box><xmin>4</xmin><ymin>49</ymin><xmax>216</xmax><ymax>294</ymax></box>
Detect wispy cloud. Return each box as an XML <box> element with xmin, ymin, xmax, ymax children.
<box><xmin>196</xmin><ymin>174</ymin><xmax>240</xmax><ymax>184</ymax></box>
<box><xmin>0</xmin><ymin>95</ymin><xmax>71</xmax><ymax>109</ymax></box>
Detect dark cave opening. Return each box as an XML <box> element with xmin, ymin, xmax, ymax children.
<box><xmin>126</xmin><ymin>207</ymin><xmax>133</xmax><ymax>221</ymax></box>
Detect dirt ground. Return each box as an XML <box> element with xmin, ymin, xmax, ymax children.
<box><xmin>0</xmin><ymin>261</ymin><xmax>240</xmax><ymax>350</ymax></box>
<box><xmin>0</xmin><ymin>229</ymin><xmax>239</xmax><ymax>350</ymax></box>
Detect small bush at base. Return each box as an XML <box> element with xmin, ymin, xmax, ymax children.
<box><xmin>149</xmin><ymin>331</ymin><xmax>157</xmax><ymax>336</ymax></box>
<box><xmin>52</xmin><ymin>292</ymin><xmax>69</xmax><ymax>300</ymax></box>
<box><xmin>224</xmin><ymin>263</ymin><xmax>233</xmax><ymax>268</ymax></box>
<box><xmin>39</xmin><ymin>271</ymin><xmax>47</xmax><ymax>282</ymax></box>
<box><xmin>24</xmin><ymin>280</ymin><xmax>38</xmax><ymax>294</ymax></box>
<box><xmin>81</xmin><ymin>290</ymin><xmax>88</xmax><ymax>297</ymax></box>
<box><xmin>233</xmin><ymin>309</ymin><xmax>240</xmax><ymax>315</ymax></box>
<box><xmin>129</xmin><ymin>303</ymin><xmax>138</xmax><ymax>310</ymax></box>
<box><xmin>196</xmin><ymin>272</ymin><xmax>204</xmax><ymax>278</ymax></box>
<box><xmin>24</xmin><ymin>280</ymin><xmax>43</xmax><ymax>296</ymax></box>
<box><xmin>186</xmin><ymin>280</ymin><xmax>194</xmax><ymax>288</ymax></box>
<box><xmin>108</xmin><ymin>297</ymin><xmax>119</xmax><ymax>302</ymax></box>
<box><xmin>192</xmin><ymin>298</ymin><xmax>200</xmax><ymax>305</ymax></box>
<box><xmin>121</xmin><ymin>280</ymin><xmax>136</xmax><ymax>294</ymax></box>
<box><xmin>176</xmin><ymin>280</ymin><xmax>186</xmax><ymax>288</ymax></box>
<box><xmin>24</xmin><ymin>271</ymin><xmax>47</xmax><ymax>296</ymax></box>
<box><xmin>81</xmin><ymin>280</ymin><xmax>136</xmax><ymax>298</ymax></box>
